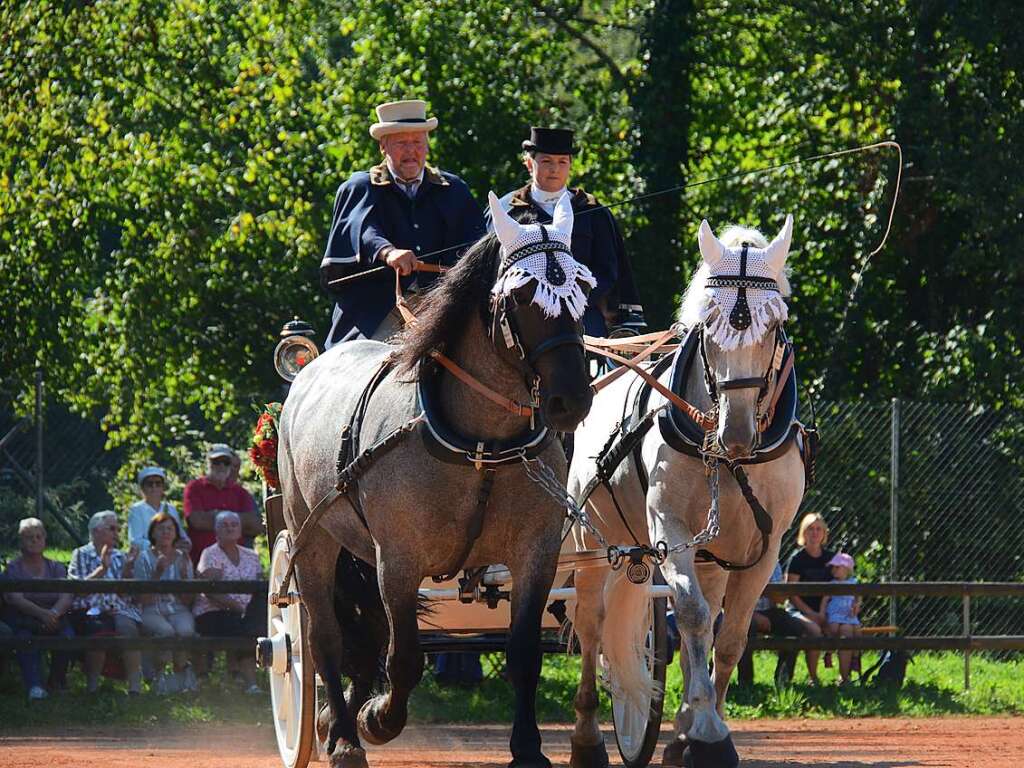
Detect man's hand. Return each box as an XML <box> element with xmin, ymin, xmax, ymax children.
<box><xmin>385</xmin><ymin>248</ymin><xmax>417</xmax><ymax>276</ymax></box>
<box><xmin>100</xmin><ymin>544</ymin><xmax>113</xmax><ymax>572</ymax></box>
<box><xmin>201</xmin><ymin>567</ymin><xmax>224</xmax><ymax>581</ymax></box>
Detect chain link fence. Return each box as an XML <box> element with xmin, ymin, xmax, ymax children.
<box><xmin>4</xmin><ymin>382</ymin><xmax>1024</xmax><ymax>638</ymax></box>
<box><xmin>1</xmin><ymin>379</ymin><xmax>121</xmax><ymax>549</ymax></box>
<box><xmin>793</xmin><ymin>398</ymin><xmax>1024</xmax><ymax>638</ymax></box>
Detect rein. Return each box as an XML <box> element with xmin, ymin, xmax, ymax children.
<box><xmin>393</xmin><ymin>267</ymin><xmax>539</xmax><ymax>419</ymax></box>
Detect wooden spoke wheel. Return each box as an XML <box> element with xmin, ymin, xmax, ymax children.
<box><xmin>610</xmin><ymin>578</ymin><xmax>669</xmax><ymax>768</ymax></box>
<box><xmin>264</xmin><ymin>531</ymin><xmax>316</xmax><ymax>768</ymax></box>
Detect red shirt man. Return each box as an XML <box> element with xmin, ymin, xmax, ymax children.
<box><xmin>183</xmin><ymin>444</ymin><xmax>261</xmax><ymax>567</ymax></box>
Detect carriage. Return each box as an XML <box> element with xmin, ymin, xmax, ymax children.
<box><xmin>254</xmin><ymin>318</ymin><xmax>674</xmax><ymax>768</ymax></box>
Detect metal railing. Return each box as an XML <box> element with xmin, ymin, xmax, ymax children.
<box><xmin>2</xmin><ymin>580</ymin><xmax>1021</xmax><ymax>688</ymax></box>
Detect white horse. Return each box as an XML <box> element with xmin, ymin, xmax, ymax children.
<box><xmin>567</xmin><ymin>217</ymin><xmax>807</xmax><ymax>767</ymax></box>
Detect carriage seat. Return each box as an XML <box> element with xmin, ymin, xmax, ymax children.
<box><xmin>655</xmin><ymin>326</ymin><xmax>800</xmax><ymax>465</ymax></box>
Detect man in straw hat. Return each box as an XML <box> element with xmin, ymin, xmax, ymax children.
<box><xmin>320</xmin><ymin>99</ymin><xmax>486</xmax><ymax>346</ymax></box>
<box><xmin>496</xmin><ymin>127</ymin><xmax>646</xmax><ymax>338</ymax></box>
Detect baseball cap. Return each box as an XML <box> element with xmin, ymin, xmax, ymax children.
<box><xmin>137</xmin><ymin>466</ymin><xmax>167</xmax><ymax>486</ymax></box>
<box><xmin>207</xmin><ymin>443</ymin><xmax>236</xmax><ymax>460</ymax></box>
<box><xmin>826</xmin><ymin>552</ymin><xmax>855</xmax><ymax>570</ymax></box>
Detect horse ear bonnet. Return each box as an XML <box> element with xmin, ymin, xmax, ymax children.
<box><xmin>489</xmin><ymin>191</ymin><xmax>596</xmax><ymax>320</ymax></box>
<box><xmin>700</xmin><ymin>241</ymin><xmax>788</xmax><ymax>350</ymax></box>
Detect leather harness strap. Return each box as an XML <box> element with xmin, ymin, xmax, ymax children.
<box><xmin>588</xmin><ymin>328</ymin><xmax>677</xmax><ymax>393</ymax></box>
<box><xmin>586</xmin><ymin>336</ymin><xmax>716</xmax><ymax>431</ymax></box>
<box><xmin>430</xmin><ymin>351</ymin><xmax>535</xmax><ymax>418</ymax></box>
<box><xmin>394</xmin><ymin>267</ymin><xmax>537</xmax><ymax>419</ymax></box>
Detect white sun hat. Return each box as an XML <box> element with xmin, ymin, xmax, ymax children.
<box><xmin>369</xmin><ymin>99</ymin><xmax>439</xmax><ymax>140</ymax></box>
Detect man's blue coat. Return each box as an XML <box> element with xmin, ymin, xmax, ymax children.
<box><xmin>320</xmin><ymin>162</ymin><xmax>486</xmax><ymax>346</ymax></box>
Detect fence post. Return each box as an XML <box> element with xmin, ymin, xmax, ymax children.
<box><xmin>963</xmin><ymin>592</ymin><xmax>971</xmax><ymax>690</ymax></box>
<box><xmin>889</xmin><ymin>398</ymin><xmax>900</xmax><ymax>629</ymax></box>
<box><xmin>35</xmin><ymin>367</ymin><xmax>44</xmax><ymax>519</ymax></box>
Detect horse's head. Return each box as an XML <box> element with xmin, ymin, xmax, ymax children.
<box><xmin>487</xmin><ymin>191</ymin><xmax>594</xmax><ymax>431</ymax></box>
<box><xmin>680</xmin><ymin>215</ymin><xmax>794</xmax><ymax>460</ymax></box>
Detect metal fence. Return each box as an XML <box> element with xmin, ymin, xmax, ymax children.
<box><xmin>1</xmin><ymin>376</ymin><xmax>122</xmax><ymax>546</ymax></box>
<box><xmin>794</xmin><ymin>398</ymin><xmax>1024</xmax><ymax>638</ymax></box>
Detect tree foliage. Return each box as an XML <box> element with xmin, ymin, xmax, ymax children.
<box><xmin>1</xmin><ymin>0</ymin><xmax>1020</xmax><ymax>477</ymax></box>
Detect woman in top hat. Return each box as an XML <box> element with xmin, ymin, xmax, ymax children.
<box><xmin>320</xmin><ymin>99</ymin><xmax>486</xmax><ymax>346</ymax></box>
<box><xmin>496</xmin><ymin>127</ymin><xmax>646</xmax><ymax>338</ymax></box>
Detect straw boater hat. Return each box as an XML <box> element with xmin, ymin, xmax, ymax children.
<box><xmin>369</xmin><ymin>99</ymin><xmax>438</xmax><ymax>140</ymax></box>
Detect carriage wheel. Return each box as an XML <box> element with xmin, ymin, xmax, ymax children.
<box><xmin>262</xmin><ymin>531</ymin><xmax>316</xmax><ymax>768</ymax></box>
<box><xmin>610</xmin><ymin>576</ymin><xmax>669</xmax><ymax>768</ymax></box>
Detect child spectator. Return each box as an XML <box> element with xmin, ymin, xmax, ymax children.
<box><xmin>820</xmin><ymin>552</ymin><xmax>861</xmax><ymax>685</ymax></box>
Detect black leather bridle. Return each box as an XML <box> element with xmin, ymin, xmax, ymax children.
<box><xmin>697</xmin><ymin>242</ymin><xmax>789</xmax><ymax>436</ymax></box>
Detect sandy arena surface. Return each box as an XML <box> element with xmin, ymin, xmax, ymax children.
<box><xmin>1</xmin><ymin>718</ymin><xmax>1022</xmax><ymax>767</ymax></box>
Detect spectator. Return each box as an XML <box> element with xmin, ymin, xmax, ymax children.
<box><xmin>821</xmin><ymin>552</ymin><xmax>862</xmax><ymax>685</ymax></box>
<box><xmin>193</xmin><ymin>511</ymin><xmax>264</xmax><ymax>694</ymax></box>
<box><xmin>2</xmin><ymin>518</ymin><xmax>73</xmax><ymax>700</ymax></box>
<box><xmin>183</xmin><ymin>444</ymin><xmax>261</xmax><ymax>567</ymax></box>
<box><xmin>126</xmin><ymin>466</ymin><xmax>189</xmax><ymax>553</ymax></box>
<box><xmin>785</xmin><ymin>512</ymin><xmax>836</xmax><ymax>685</ymax></box>
<box><xmin>135</xmin><ymin>511</ymin><xmax>198</xmax><ymax>694</ymax></box>
<box><xmin>737</xmin><ymin>562</ymin><xmax>820</xmax><ymax>688</ymax></box>
<box><xmin>68</xmin><ymin>511</ymin><xmax>145</xmax><ymax>694</ymax></box>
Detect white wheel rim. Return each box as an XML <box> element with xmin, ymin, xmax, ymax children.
<box><xmin>267</xmin><ymin>533</ymin><xmax>313</xmax><ymax>768</ymax></box>
<box><xmin>612</xmin><ymin>600</ymin><xmax>657</xmax><ymax>763</ymax></box>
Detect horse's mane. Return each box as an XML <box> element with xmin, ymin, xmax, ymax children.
<box><xmin>676</xmin><ymin>224</ymin><xmax>791</xmax><ymax>329</ymax></box>
<box><xmin>395</xmin><ymin>233</ymin><xmax>501</xmax><ymax>373</ymax></box>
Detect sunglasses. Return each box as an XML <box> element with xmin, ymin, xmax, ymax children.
<box><xmin>210</xmin><ymin>457</ymin><xmax>232</xmax><ymax>467</ymax></box>
<box><xmin>142</xmin><ymin>480</ymin><xmax>164</xmax><ymax>488</ymax></box>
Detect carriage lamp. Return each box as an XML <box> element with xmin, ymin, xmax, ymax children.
<box><xmin>273</xmin><ymin>318</ymin><xmax>320</xmax><ymax>383</ymax></box>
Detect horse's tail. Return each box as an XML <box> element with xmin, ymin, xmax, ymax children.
<box><xmin>332</xmin><ymin>550</ymin><xmax>433</xmax><ymax>684</ymax></box>
<box><xmin>599</xmin><ymin>568</ymin><xmax>662</xmax><ymax>710</ymax></box>
<box><xmin>333</xmin><ymin>549</ymin><xmax>389</xmax><ymax>683</ymax></box>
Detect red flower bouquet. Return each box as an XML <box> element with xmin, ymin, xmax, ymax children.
<box><xmin>250</xmin><ymin>402</ymin><xmax>283</xmax><ymax>489</ymax></box>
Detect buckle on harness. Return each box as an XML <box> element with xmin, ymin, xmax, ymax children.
<box><xmin>473</xmin><ymin>441</ymin><xmax>486</xmax><ymax>471</ymax></box>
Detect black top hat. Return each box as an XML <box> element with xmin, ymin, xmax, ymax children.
<box><xmin>522</xmin><ymin>127</ymin><xmax>576</xmax><ymax>156</ymax></box>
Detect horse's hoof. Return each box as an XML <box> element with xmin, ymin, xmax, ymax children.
<box><xmin>508</xmin><ymin>756</ymin><xmax>552</xmax><ymax>768</ymax></box>
<box><xmin>330</xmin><ymin>745</ymin><xmax>369</xmax><ymax>768</ymax></box>
<box><xmin>684</xmin><ymin>734</ymin><xmax>739</xmax><ymax>768</ymax></box>
<box><xmin>663</xmin><ymin>741</ymin><xmax>688</xmax><ymax>768</ymax></box>
<box><xmin>316</xmin><ymin>704</ymin><xmax>330</xmax><ymax>749</ymax></box>
<box><xmin>570</xmin><ymin>739</ymin><xmax>609</xmax><ymax>768</ymax></box>
<box><xmin>357</xmin><ymin>696</ymin><xmax>403</xmax><ymax>746</ymax></box>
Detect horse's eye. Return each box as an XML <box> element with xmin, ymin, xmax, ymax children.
<box><xmin>512</xmin><ymin>285</ymin><xmax>534</xmax><ymax>306</ymax></box>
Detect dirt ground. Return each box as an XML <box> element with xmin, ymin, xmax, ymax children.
<box><xmin>1</xmin><ymin>718</ymin><xmax>1021</xmax><ymax>767</ymax></box>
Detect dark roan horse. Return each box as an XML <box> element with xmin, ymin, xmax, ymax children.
<box><xmin>277</xmin><ymin>192</ymin><xmax>594</xmax><ymax>768</ymax></box>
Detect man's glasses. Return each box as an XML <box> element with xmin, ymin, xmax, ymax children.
<box><xmin>142</xmin><ymin>480</ymin><xmax>164</xmax><ymax>488</ymax></box>
<box><xmin>210</xmin><ymin>458</ymin><xmax>232</xmax><ymax>467</ymax></box>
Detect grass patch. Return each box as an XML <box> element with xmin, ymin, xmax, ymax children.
<box><xmin>1</xmin><ymin>650</ymin><xmax>1020</xmax><ymax>729</ymax></box>
<box><xmin>0</xmin><ymin>658</ymin><xmax>272</xmax><ymax>728</ymax></box>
